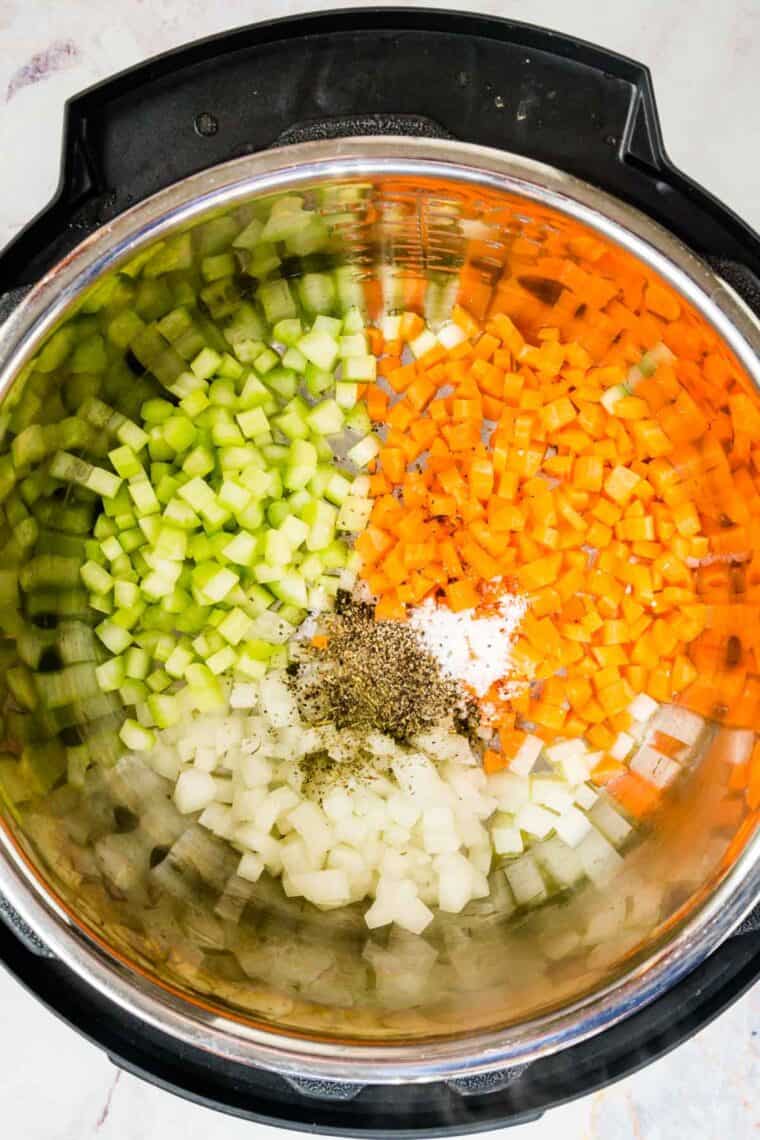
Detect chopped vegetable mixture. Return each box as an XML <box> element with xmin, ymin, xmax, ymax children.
<box><xmin>0</xmin><ymin>187</ymin><xmax>759</xmax><ymax>935</ymax></box>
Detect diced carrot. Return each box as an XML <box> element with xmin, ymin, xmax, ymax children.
<box><xmin>590</xmin><ymin>756</ymin><xmax>626</xmax><ymax>784</ymax></box>
<box><xmin>366</xmin><ymin>385</ymin><xmax>389</xmax><ymax>422</ymax></box>
<box><xmin>607</xmin><ymin>771</ymin><xmax>662</xmax><ymax>817</ymax></box>
<box><xmin>446</xmin><ymin>579</ymin><xmax>480</xmax><ymax>612</ymax></box>
<box><xmin>483</xmin><ymin>748</ymin><xmax>508</xmax><ymax>774</ymax></box>
<box><xmin>379</xmin><ymin>447</ymin><xmax>407</xmax><ymax>483</ymax></box>
<box><xmin>387</xmin><ymin>362</ymin><xmax>417</xmax><ymax>393</ymax></box>
<box><xmin>645</xmin><ymin>281</ymin><xmax>681</xmax><ymax>322</ymax></box>
<box><xmin>354</xmin><ymin>274</ymin><xmax>758</xmax><ymax>780</ymax></box>
<box><xmin>375</xmin><ymin>592</ymin><xmax>407</xmax><ymax>621</ymax></box>
<box><xmin>604</xmin><ymin>464</ymin><xmax>640</xmax><ymax>504</ymax></box>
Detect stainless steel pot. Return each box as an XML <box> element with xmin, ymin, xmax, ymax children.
<box><xmin>0</xmin><ymin>137</ymin><xmax>758</xmax><ymax>1084</ymax></box>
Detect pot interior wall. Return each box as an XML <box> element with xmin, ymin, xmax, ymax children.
<box><xmin>0</xmin><ymin>165</ymin><xmax>758</xmax><ymax>1055</ymax></box>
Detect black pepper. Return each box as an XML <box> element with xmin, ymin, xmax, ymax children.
<box><xmin>309</xmin><ymin>599</ymin><xmax>467</xmax><ymax>742</ymax></box>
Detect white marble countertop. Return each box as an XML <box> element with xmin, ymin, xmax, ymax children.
<box><xmin>0</xmin><ymin>1</ymin><xmax>758</xmax><ymax>1137</ymax></box>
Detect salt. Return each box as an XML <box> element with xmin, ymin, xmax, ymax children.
<box><xmin>409</xmin><ymin>591</ymin><xmax>527</xmax><ymax>698</ymax></box>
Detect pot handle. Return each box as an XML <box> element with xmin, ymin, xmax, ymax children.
<box><xmin>2</xmin><ymin>9</ymin><xmax>760</xmax><ymax>289</ymax></box>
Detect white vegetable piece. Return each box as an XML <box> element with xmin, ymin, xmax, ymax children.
<box><xmin>258</xmin><ymin>672</ymin><xmax>300</xmax><ymax>727</ymax></box>
<box><xmin>412</xmin><ymin>728</ymin><xmax>475</xmax><ymax>765</ymax></box>
<box><xmin>468</xmin><ymin>844</ymin><xmax>493</xmax><ymax>879</ymax></box>
<box><xmin>576</xmin><ymin>828</ymin><xmax>624</xmax><ymax>886</ymax></box>
<box><xmin>230</xmin><ymin>683</ymin><xmax>258</xmax><ymax>709</ymax></box>
<box><xmin>422</xmin><ymin>805</ymin><xmax>460</xmax><ymax>854</ymax></box>
<box><xmin>198</xmin><ymin>803</ymin><xmax>235</xmax><ymax>839</ymax></box>
<box><xmin>213</xmin><ymin>776</ymin><xmax>233</xmax><ymax>803</ymax></box>
<box><xmin>232</xmin><ymin>825</ymin><xmax>282</xmax><ymax>873</ymax></box>
<box><xmin>240</xmin><ymin>753</ymin><xmax>273</xmax><ymax>788</ymax></box>
<box><xmin>530</xmin><ymin>777</ymin><xmax>575</xmax><ymax>814</ymax></box>
<box><xmin>288</xmin><ymin>801</ymin><xmax>332</xmax><ymax>863</ymax></box>
<box><xmin>194</xmin><ymin>745</ymin><xmax>218</xmax><ymax>773</ymax></box>
<box><xmin>509</xmin><ymin>733</ymin><xmax>544</xmax><ymax>776</ymax></box>
<box><xmin>554</xmin><ymin>804</ymin><xmax>593</xmax><ymax>848</ymax></box>
<box><xmin>609</xmin><ymin>732</ymin><xmax>635</xmax><ymax>761</ymax></box>
<box><xmin>631</xmin><ymin>744</ymin><xmax>681</xmax><ymax>788</ymax></box>
<box><xmin>589</xmin><ymin>799</ymin><xmax>633</xmax><ymax>848</ymax></box>
<box><xmin>365</xmin><ymin>876</ymin><xmax>434</xmax><ymax>934</ymax></box>
<box><xmin>409</xmin><ymin>329</ymin><xmax>438</xmax><ymax>358</ymax></box>
<box><xmin>335</xmin><ymin>815</ymin><xmax>367</xmax><ymax>847</ymax></box>
<box><xmin>174</xmin><ymin>769</ymin><xmax>217</xmax><ymax>814</ymax></box>
<box><xmin>384</xmin><ymin>824</ymin><xmax>412</xmax><ymax>849</ymax></box>
<box><xmin>177</xmin><ymin>737</ymin><xmax>196</xmax><ymax>764</ymax></box>
<box><xmin>488</xmin><ymin>771</ymin><xmax>531</xmax><ymax>813</ymax></box>
<box><xmin>505</xmin><ymin>854</ymin><xmax>547</xmax><ymax>906</ymax></box>
<box><xmin>533</xmin><ymin>836</ymin><xmax>584</xmax><ymax>888</ymax></box>
<box><xmin>290</xmin><ymin>869</ymin><xmax>351</xmax><ymax>909</ymax></box>
<box><xmin>327</xmin><ymin>844</ymin><xmax>368</xmax><ymax>877</ymax></box>
<box><xmin>387</xmin><ymin>791</ymin><xmax>421</xmax><ymax>829</ymax></box>
<box><xmin>254</xmin><ymin>786</ymin><xmax>301</xmax><ymax>833</ymax></box>
<box><xmin>628</xmin><ymin>693</ymin><xmax>659</xmax><ymax>722</ymax></box>
<box><xmin>150</xmin><ymin>747</ymin><xmax>183</xmax><ymax>781</ymax></box>
<box><xmin>437</xmin><ymin>321</ymin><xmax>467</xmax><ymax>349</ymax></box>
<box><xmin>237</xmin><ymin>852</ymin><xmax>264</xmax><ymax>882</ymax></box>
<box><xmin>491</xmin><ymin>822</ymin><xmax>524</xmax><ymax>856</ymax></box>
<box><xmin>515</xmin><ymin>802</ymin><xmax>557</xmax><ymax>839</ymax></box>
<box><xmin>322</xmin><ymin>787</ymin><xmax>354</xmax><ymax>822</ymax></box>
<box><xmin>544</xmin><ymin>738</ymin><xmax>584</xmax><ymax>765</ymax></box>
<box><xmin>650</xmin><ymin>704</ymin><xmax>703</xmax><ymax>746</ymax></box>
<box><xmin>380</xmin><ymin>313</ymin><xmax>402</xmax><ymax>340</ymax></box>
<box><xmin>280</xmin><ymin>836</ymin><xmax>317</xmax><ymax>877</ymax></box>
<box><xmin>365</xmin><ymin>731</ymin><xmax>400</xmax><ymax>757</ymax></box>
<box><xmin>573</xmin><ymin>783</ymin><xmax>599</xmax><ymax>810</ymax></box>
<box><xmin>435</xmin><ymin>852</ymin><xmax>476</xmax><ymax>913</ymax></box>
<box><xmin>392</xmin><ymin>751</ymin><xmax>447</xmax><ymax>805</ymax></box>
<box><xmin>232</xmin><ymin>786</ymin><xmax>267</xmax><ymax>822</ymax></box>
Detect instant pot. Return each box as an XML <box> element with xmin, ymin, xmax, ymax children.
<box><xmin>1</xmin><ymin>10</ymin><xmax>759</xmax><ymax>1134</ymax></box>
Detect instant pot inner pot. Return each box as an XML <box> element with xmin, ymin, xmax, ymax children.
<box><xmin>0</xmin><ymin>162</ymin><xmax>758</xmax><ymax>1062</ymax></box>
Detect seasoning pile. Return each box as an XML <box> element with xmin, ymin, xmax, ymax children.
<box><xmin>296</xmin><ymin>594</ymin><xmax>473</xmax><ymax>742</ymax></box>
<box><xmin>409</xmin><ymin>588</ymin><xmax>527</xmax><ymax>701</ymax></box>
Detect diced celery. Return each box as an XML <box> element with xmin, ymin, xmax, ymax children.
<box><xmin>222</xmin><ymin>531</ymin><xmax>258</xmax><ymax>566</ymax></box>
<box><xmin>298</xmin><ymin>328</ymin><xmax>338</xmax><ymax>371</ymax></box>
<box><xmin>119</xmin><ymin>718</ymin><xmax>155</xmax><ymax>752</ymax></box>
<box><xmin>109</xmin><ymin>445</ymin><xmax>143</xmax><ymax>478</ymax></box>
<box><xmin>146</xmin><ymin>693</ymin><xmax>179</xmax><ymax>728</ymax></box>
<box><xmin>124</xmin><ymin>646</ymin><xmax>151</xmax><ymax>680</ymax></box>
<box><xmin>207</xmin><ymin>645</ymin><xmax>237</xmax><ymax>674</ymax></box>
<box><xmin>258</xmin><ymin>280</ymin><xmax>297</xmax><ymax>325</ymax></box>
<box><xmin>80</xmin><ymin>560</ymin><xmax>114</xmax><ymax>595</ymax></box>
<box><xmin>307</xmin><ymin>399</ymin><xmax>344</xmax><ymax>435</ymax></box>
<box><xmin>283</xmin><ymin>439</ymin><xmax>317</xmax><ymax>491</ymax></box>
<box><xmin>218</xmin><ymin>479</ymin><xmax>250</xmax><ymax>513</ymax></box>
<box><xmin>342</xmin><ymin>356</ymin><xmax>377</xmax><ymax>382</ymax></box>
<box><xmin>191</xmin><ymin>347</ymin><xmax>222</xmax><ymax>380</ymax></box>
<box><xmin>303</xmin><ymin>499</ymin><xmax>337</xmax><ymax>551</ymax></box>
<box><xmin>95</xmin><ymin>620</ymin><xmax>133</xmax><ymax>654</ymax></box>
<box><xmin>273</xmin><ymin>318</ymin><xmax>303</xmax><ymax>347</ymax></box>
<box><xmin>236</xmin><ymin>407</ymin><xmax>270</xmax><ymax>439</ymax></box>
<box><xmin>270</xmin><ymin>570</ymin><xmax>308</xmax><ymax>608</ymax></box>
